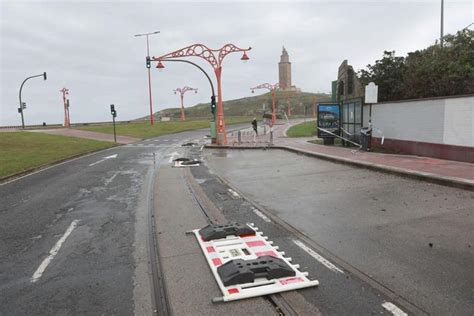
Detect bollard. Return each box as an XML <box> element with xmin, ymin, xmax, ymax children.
<box><xmin>270</xmin><ymin>131</ymin><xmax>273</xmax><ymax>145</ymax></box>
<box><xmin>238</xmin><ymin>130</ymin><xmax>241</xmax><ymax>144</ymax></box>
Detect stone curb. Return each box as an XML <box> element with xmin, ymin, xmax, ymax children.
<box><xmin>204</xmin><ymin>144</ymin><xmax>474</xmax><ymax>191</ymax></box>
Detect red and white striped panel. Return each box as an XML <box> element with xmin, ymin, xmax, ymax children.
<box><xmin>193</xmin><ymin>223</ymin><xmax>319</xmax><ymax>302</ymax></box>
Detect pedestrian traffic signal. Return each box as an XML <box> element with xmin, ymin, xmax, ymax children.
<box><xmin>146</xmin><ymin>56</ymin><xmax>151</xmax><ymax>69</ymax></box>
<box><xmin>18</xmin><ymin>107</ymin><xmax>22</xmax><ymax>113</ymax></box>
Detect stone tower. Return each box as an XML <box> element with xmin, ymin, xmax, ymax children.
<box><xmin>278</xmin><ymin>46</ymin><xmax>292</xmax><ymax>90</ymax></box>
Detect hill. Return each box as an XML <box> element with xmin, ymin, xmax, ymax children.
<box><xmin>143</xmin><ymin>91</ymin><xmax>331</xmax><ymax>120</ymax></box>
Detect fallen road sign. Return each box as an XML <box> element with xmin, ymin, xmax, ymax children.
<box><xmin>191</xmin><ymin>223</ymin><xmax>319</xmax><ymax>302</ymax></box>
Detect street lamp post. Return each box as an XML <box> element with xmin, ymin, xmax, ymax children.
<box><xmin>152</xmin><ymin>43</ymin><xmax>251</xmax><ymax>145</ymax></box>
<box><xmin>134</xmin><ymin>30</ymin><xmax>160</xmax><ymax>125</ymax></box>
<box><xmin>251</xmin><ymin>83</ymin><xmax>279</xmax><ymax>125</ymax></box>
<box><xmin>18</xmin><ymin>72</ymin><xmax>47</xmax><ymax>129</ymax></box>
<box><xmin>173</xmin><ymin>86</ymin><xmax>198</xmax><ymax>121</ymax></box>
<box><xmin>60</xmin><ymin>88</ymin><xmax>70</xmax><ymax>127</ymax></box>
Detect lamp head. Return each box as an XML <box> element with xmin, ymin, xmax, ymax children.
<box><xmin>156</xmin><ymin>61</ymin><xmax>165</xmax><ymax>71</ymax></box>
<box><xmin>241</xmin><ymin>51</ymin><xmax>249</xmax><ymax>63</ymax></box>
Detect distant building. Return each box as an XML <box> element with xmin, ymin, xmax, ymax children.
<box><xmin>278</xmin><ymin>46</ymin><xmax>300</xmax><ymax>91</ymax></box>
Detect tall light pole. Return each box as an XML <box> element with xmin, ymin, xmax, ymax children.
<box><xmin>134</xmin><ymin>30</ymin><xmax>160</xmax><ymax>125</ymax></box>
<box><xmin>440</xmin><ymin>0</ymin><xmax>444</xmax><ymax>47</ymax></box>
<box><xmin>152</xmin><ymin>43</ymin><xmax>251</xmax><ymax>145</ymax></box>
<box><xmin>60</xmin><ymin>88</ymin><xmax>70</xmax><ymax>127</ymax></box>
<box><xmin>18</xmin><ymin>72</ymin><xmax>47</xmax><ymax>129</ymax></box>
<box><xmin>173</xmin><ymin>86</ymin><xmax>198</xmax><ymax>121</ymax></box>
<box><xmin>251</xmin><ymin>83</ymin><xmax>279</xmax><ymax>125</ymax></box>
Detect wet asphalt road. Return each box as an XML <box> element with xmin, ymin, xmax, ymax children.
<box><xmin>0</xmin><ymin>130</ymin><xmax>206</xmax><ymax>315</ymax></box>
<box><xmin>204</xmin><ymin>148</ymin><xmax>474</xmax><ymax>315</ymax></box>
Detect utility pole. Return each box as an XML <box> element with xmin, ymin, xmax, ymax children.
<box><xmin>134</xmin><ymin>31</ymin><xmax>160</xmax><ymax>125</ymax></box>
<box><xmin>440</xmin><ymin>0</ymin><xmax>444</xmax><ymax>47</ymax></box>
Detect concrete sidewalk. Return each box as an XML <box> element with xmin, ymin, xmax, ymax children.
<box><xmin>212</xmin><ymin>120</ymin><xmax>474</xmax><ymax>190</ymax></box>
<box><xmin>27</xmin><ymin>128</ymin><xmax>140</xmax><ymax>144</ymax></box>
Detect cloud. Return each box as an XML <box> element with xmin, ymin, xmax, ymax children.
<box><xmin>1</xmin><ymin>0</ymin><xmax>472</xmax><ymax>125</ymax></box>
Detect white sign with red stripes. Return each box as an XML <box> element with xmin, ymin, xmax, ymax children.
<box><xmin>192</xmin><ymin>223</ymin><xmax>319</xmax><ymax>302</ymax></box>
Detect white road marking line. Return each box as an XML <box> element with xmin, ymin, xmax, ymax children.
<box><xmin>200</xmin><ymin>145</ymin><xmax>204</xmax><ymax>151</ymax></box>
<box><xmin>227</xmin><ymin>188</ymin><xmax>240</xmax><ymax>198</ymax></box>
<box><xmin>31</xmin><ymin>220</ymin><xmax>79</xmax><ymax>283</ymax></box>
<box><xmin>88</xmin><ymin>154</ymin><xmax>118</xmax><ymax>166</ymax></box>
<box><xmin>292</xmin><ymin>239</ymin><xmax>344</xmax><ymax>274</ymax></box>
<box><xmin>104</xmin><ymin>172</ymin><xmax>119</xmax><ymax>186</ymax></box>
<box><xmin>382</xmin><ymin>302</ymin><xmax>407</xmax><ymax>316</ymax></box>
<box><xmin>252</xmin><ymin>207</ymin><xmax>271</xmax><ymax>223</ymax></box>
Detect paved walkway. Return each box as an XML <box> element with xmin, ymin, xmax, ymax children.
<box><xmin>27</xmin><ymin>128</ymin><xmax>140</xmax><ymax>144</ymax></box>
<box><xmin>215</xmin><ymin>119</ymin><xmax>474</xmax><ymax>189</ymax></box>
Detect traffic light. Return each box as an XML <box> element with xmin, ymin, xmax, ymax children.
<box><xmin>110</xmin><ymin>104</ymin><xmax>117</xmax><ymax>118</ymax></box>
<box><xmin>43</xmin><ymin>72</ymin><xmax>47</xmax><ymax>80</ymax></box>
<box><xmin>22</xmin><ymin>102</ymin><xmax>27</xmax><ymax>109</ymax></box>
<box><xmin>210</xmin><ymin>96</ymin><xmax>216</xmax><ymax>114</ymax></box>
<box><xmin>146</xmin><ymin>56</ymin><xmax>151</xmax><ymax>69</ymax></box>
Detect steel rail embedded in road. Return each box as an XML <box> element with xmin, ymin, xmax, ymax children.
<box><xmin>147</xmin><ymin>152</ymin><xmax>171</xmax><ymax>316</ymax></box>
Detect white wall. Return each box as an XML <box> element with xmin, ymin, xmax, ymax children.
<box><xmin>443</xmin><ymin>97</ymin><xmax>474</xmax><ymax>147</ymax></box>
<box><xmin>364</xmin><ymin>95</ymin><xmax>474</xmax><ymax>147</ymax></box>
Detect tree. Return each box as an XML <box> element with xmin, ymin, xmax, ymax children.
<box><xmin>358</xmin><ymin>51</ymin><xmax>406</xmax><ymax>102</ymax></box>
<box><xmin>357</xmin><ymin>29</ymin><xmax>474</xmax><ymax>101</ymax></box>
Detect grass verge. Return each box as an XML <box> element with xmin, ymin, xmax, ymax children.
<box><xmin>0</xmin><ymin>132</ymin><xmax>115</xmax><ymax>179</ymax></box>
<box><xmin>76</xmin><ymin>117</ymin><xmax>252</xmax><ymax>139</ymax></box>
<box><xmin>286</xmin><ymin>121</ymin><xmax>317</xmax><ymax>137</ymax></box>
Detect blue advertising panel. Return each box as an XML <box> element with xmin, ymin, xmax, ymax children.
<box><xmin>317</xmin><ymin>103</ymin><xmax>340</xmax><ymax>138</ymax></box>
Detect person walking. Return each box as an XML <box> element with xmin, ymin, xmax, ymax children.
<box><xmin>251</xmin><ymin>117</ymin><xmax>258</xmax><ymax>136</ymax></box>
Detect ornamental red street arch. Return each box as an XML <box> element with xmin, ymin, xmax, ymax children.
<box><xmin>174</xmin><ymin>86</ymin><xmax>198</xmax><ymax>121</ymax></box>
<box><xmin>251</xmin><ymin>83</ymin><xmax>279</xmax><ymax>125</ymax></box>
<box><xmin>152</xmin><ymin>43</ymin><xmax>251</xmax><ymax>145</ymax></box>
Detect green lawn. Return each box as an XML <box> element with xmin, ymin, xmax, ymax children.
<box><xmin>286</xmin><ymin>121</ymin><xmax>317</xmax><ymax>137</ymax></box>
<box><xmin>76</xmin><ymin>117</ymin><xmax>252</xmax><ymax>139</ymax></box>
<box><xmin>0</xmin><ymin>132</ymin><xmax>115</xmax><ymax>179</ymax></box>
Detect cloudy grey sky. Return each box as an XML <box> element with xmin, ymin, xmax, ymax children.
<box><xmin>1</xmin><ymin>0</ymin><xmax>472</xmax><ymax>125</ymax></box>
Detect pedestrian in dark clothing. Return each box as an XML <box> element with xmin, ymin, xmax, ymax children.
<box><xmin>251</xmin><ymin>118</ymin><xmax>258</xmax><ymax>136</ymax></box>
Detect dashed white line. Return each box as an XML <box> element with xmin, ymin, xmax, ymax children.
<box><xmin>31</xmin><ymin>219</ymin><xmax>79</xmax><ymax>283</ymax></box>
<box><xmin>88</xmin><ymin>154</ymin><xmax>117</xmax><ymax>167</ymax></box>
<box><xmin>252</xmin><ymin>207</ymin><xmax>271</xmax><ymax>223</ymax></box>
<box><xmin>104</xmin><ymin>172</ymin><xmax>119</xmax><ymax>186</ymax></box>
<box><xmin>227</xmin><ymin>188</ymin><xmax>240</xmax><ymax>198</ymax></box>
<box><xmin>292</xmin><ymin>239</ymin><xmax>344</xmax><ymax>274</ymax></box>
<box><xmin>382</xmin><ymin>302</ymin><xmax>407</xmax><ymax>316</ymax></box>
